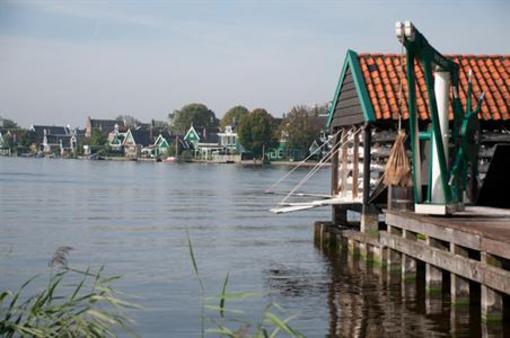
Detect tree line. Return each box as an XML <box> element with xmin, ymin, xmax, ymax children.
<box><xmin>0</xmin><ymin>102</ymin><xmax>328</xmax><ymax>159</ymax></box>
<box><xmin>169</xmin><ymin>103</ymin><xmax>328</xmax><ymax>158</ymax></box>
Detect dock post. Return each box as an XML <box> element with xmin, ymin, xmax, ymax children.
<box><xmin>371</xmin><ymin>245</ymin><xmax>385</xmax><ymax>269</ymax></box>
<box><xmin>314</xmin><ymin>221</ymin><xmax>328</xmax><ymax>244</ymax></box>
<box><xmin>402</xmin><ymin>229</ymin><xmax>417</xmax><ymax>281</ymax></box>
<box><xmin>400</xmin><ymin>229</ymin><xmax>417</xmax><ymax>300</ymax></box>
<box><xmin>314</xmin><ymin>221</ymin><xmax>336</xmax><ymax>249</ymax></box>
<box><xmin>481</xmin><ymin>252</ymin><xmax>503</xmax><ymax>323</ymax></box>
<box><xmin>425</xmin><ymin>237</ymin><xmax>443</xmax><ymax>294</ymax></box>
<box><xmin>449</xmin><ymin>244</ymin><xmax>471</xmax><ymax>335</ymax></box>
<box><xmin>360</xmin><ymin>207</ymin><xmax>380</xmax><ymax>266</ymax></box>
<box><xmin>314</xmin><ymin>221</ymin><xmax>322</xmax><ymax>243</ymax></box>
<box><xmin>386</xmin><ymin>225</ymin><xmax>402</xmax><ymax>274</ymax></box>
<box><xmin>333</xmin><ymin>206</ymin><xmax>348</xmax><ymax>227</ymax></box>
<box><xmin>450</xmin><ymin>244</ymin><xmax>470</xmax><ymax>306</ymax></box>
<box><xmin>425</xmin><ymin>237</ymin><xmax>443</xmax><ymax>314</ymax></box>
<box><xmin>360</xmin><ymin>209</ymin><xmax>380</xmax><ymax>268</ymax></box>
<box><xmin>358</xmin><ymin>241</ymin><xmax>368</xmax><ymax>265</ymax></box>
<box><xmin>359</xmin><ymin>123</ymin><xmax>384</xmax><ymax>268</ymax></box>
<box><xmin>358</xmin><ymin>243</ymin><xmax>369</xmax><ymax>272</ymax></box>
<box><xmin>347</xmin><ymin>239</ymin><xmax>360</xmax><ymax>270</ymax></box>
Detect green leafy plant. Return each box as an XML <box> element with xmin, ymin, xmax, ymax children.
<box><xmin>0</xmin><ymin>247</ymin><xmax>138</xmax><ymax>338</ymax></box>
<box><xmin>186</xmin><ymin>232</ymin><xmax>304</xmax><ymax>338</ymax></box>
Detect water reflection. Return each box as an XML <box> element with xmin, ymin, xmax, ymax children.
<box><xmin>315</xmin><ymin>243</ymin><xmax>495</xmax><ymax>338</ymax></box>
<box><xmin>1</xmin><ymin>157</ymin><xmax>507</xmax><ymax>337</ymax></box>
<box><xmin>263</xmin><ymin>237</ymin><xmax>500</xmax><ymax>337</ymax></box>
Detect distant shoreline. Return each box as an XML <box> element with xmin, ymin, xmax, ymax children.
<box><xmin>1</xmin><ymin>155</ymin><xmax>331</xmax><ymax>167</ymax></box>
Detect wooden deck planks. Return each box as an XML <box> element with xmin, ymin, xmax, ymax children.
<box><xmin>386</xmin><ymin>207</ymin><xmax>510</xmax><ymax>260</ymax></box>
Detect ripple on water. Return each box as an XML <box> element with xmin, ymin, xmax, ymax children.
<box><xmin>0</xmin><ymin>158</ymin><xmax>487</xmax><ymax>337</ymax></box>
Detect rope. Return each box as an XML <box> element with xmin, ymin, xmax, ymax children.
<box><xmin>278</xmin><ymin>127</ymin><xmax>362</xmax><ymax>206</ymax></box>
<box><xmin>280</xmin><ymin>127</ymin><xmax>362</xmax><ymax>205</ymax></box>
<box><xmin>265</xmin><ymin>130</ymin><xmax>341</xmax><ymax>193</ymax></box>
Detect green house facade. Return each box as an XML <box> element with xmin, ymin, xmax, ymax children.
<box><xmin>153</xmin><ymin>134</ymin><xmax>170</xmax><ymax>157</ymax></box>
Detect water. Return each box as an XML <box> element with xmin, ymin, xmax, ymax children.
<box><xmin>0</xmin><ymin>157</ymin><xmax>494</xmax><ymax>337</ymax></box>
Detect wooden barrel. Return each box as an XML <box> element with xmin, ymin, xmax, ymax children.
<box><xmin>387</xmin><ymin>185</ymin><xmax>414</xmax><ymax>211</ymax></box>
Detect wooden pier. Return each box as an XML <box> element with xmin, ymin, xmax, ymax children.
<box><xmin>315</xmin><ymin>206</ymin><xmax>510</xmax><ymax>335</ymax></box>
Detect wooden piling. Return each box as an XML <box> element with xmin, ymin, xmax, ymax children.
<box><xmin>317</xmin><ymin>206</ymin><xmax>510</xmax><ymax>334</ymax></box>
<box><xmin>425</xmin><ymin>237</ymin><xmax>444</xmax><ymax>295</ymax></box>
<box><xmin>481</xmin><ymin>252</ymin><xmax>503</xmax><ymax>323</ymax></box>
<box><xmin>450</xmin><ymin>243</ymin><xmax>470</xmax><ymax>306</ymax></box>
<box><xmin>386</xmin><ymin>225</ymin><xmax>402</xmax><ymax>275</ymax></box>
<box><xmin>402</xmin><ymin>229</ymin><xmax>417</xmax><ymax>282</ymax></box>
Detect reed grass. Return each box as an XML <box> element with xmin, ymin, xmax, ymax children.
<box><xmin>0</xmin><ymin>246</ymin><xmax>138</xmax><ymax>338</ymax></box>
<box><xmin>186</xmin><ymin>232</ymin><xmax>305</xmax><ymax>338</ymax></box>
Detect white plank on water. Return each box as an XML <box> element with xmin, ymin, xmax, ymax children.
<box><xmin>272</xmin><ymin>196</ymin><xmax>362</xmax><ymax>214</ymax></box>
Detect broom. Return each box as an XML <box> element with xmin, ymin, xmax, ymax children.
<box><xmin>383</xmin><ymin>131</ymin><xmax>412</xmax><ymax>187</ymax></box>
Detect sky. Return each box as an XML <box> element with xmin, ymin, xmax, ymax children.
<box><xmin>0</xmin><ymin>0</ymin><xmax>509</xmax><ymax>128</ymax></box>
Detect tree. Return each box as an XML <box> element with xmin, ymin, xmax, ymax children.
<box><xmin>237</xmin><ymin>108</ymin><xmax>276</xmax><ymax>157</ymax></box>
<box><xmin>165</xmin><ymin>141</ymin><xmax>177</xmax><ymax>157</ymax></box>
<box><xmin>280</xmin><ymin>104</ymin><xmax>327</xmax><ymax>156</ymax></box>
<box><xmin>3</xmin><ymin>132</ymin><xmax>15</xmax><ymax>149</ymax></box>
<box><xmin>18</xmin><ymin>130</ymin><xmax>38</xmax><ymax>149</ymax></box>
<box><xmin>116</xmin><ymin>115</ymin><xmax>140</xmax><ymax>128</ymax></box>
<box><xmin>220</xmin><ymin>105</ymin><xmax>249</xmax><ymax>130</ymax></box>
<box><xmin>89</xmin><ymin>128</ymin><xmax>107</xmax><ymax>146</ymax></box>
<box><xmin>151</xmin><ymin>119</ymin><xmax>168</xmax><ymax>129</ymax></box>
<box><xmin>170</xmin><ymin>103</ymin><xmax>218</xmax><ymax>133</ymax></box>
<box><xmin>0</xmin><ymin>116</ymin><xmax>19</xmax><ymax>130</ymax></box>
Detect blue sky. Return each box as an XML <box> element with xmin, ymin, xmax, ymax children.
<box><xmin>0</xmin><ymin>0</ymin><xmax>509</xmax><ymax>128</ymax></box>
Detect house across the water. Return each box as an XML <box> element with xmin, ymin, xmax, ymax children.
<box><xmin>30</xmin><ymin>124</ymin><xmax>79</xmax><ymax>155</ymax></box>
<box><xmin>85</xmin><ymin>117</ymin><xmax>125</xmax><ymax>138</ymax></box>
<box><xmin>149</xmin><ymin>132</ymin><xmax>172</xmax><ymax>158</ymax></box>
<box><xmin>122</xmin><ymin>127</ymin><xmax>152</xmax><ymax>159</ymax></box>
<box><xmin>217</xmin><ymin>125</ymin><xmax>241</xmax><ymax>154</ymax></box>
<box><xmin>184</xmin><ymin>124</ymin><xmax>242</xmax><ymax>162</ymax></box>
<box><xmin>0</xmin><ymin>129</ymin><xmax>10</xmax><ymax>155</ymax></box>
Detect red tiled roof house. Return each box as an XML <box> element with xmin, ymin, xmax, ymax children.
<box><xmin>326</xmin><ymin>49</ymin><xmax>510</xmax><ymax>226</ymax></box>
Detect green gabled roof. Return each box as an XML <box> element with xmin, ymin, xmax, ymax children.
<box><xmin>326</xmin><ymin>49</ymin><xmax>375</xmax><ymax>128</ymax></box>
<box><xmin>122</xmin><ymin>129</ymin><xmax>135</xmax><ymax>146</ymax></box>
<box><xmin>184</xmin><ymin>125</ymin><xmax>200</xmax><ymax>142</ymax></box>
<box><xmin>111</xmin><ymin>133</ymin><xmax>124</xmax><ymax>145</ymax></box>
<box><xmin>154</xmin><ymin>134</ymin><xmax>169</xmax><ymax>147</ymax></box>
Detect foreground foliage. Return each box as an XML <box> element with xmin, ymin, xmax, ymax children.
<box><xmin>0</xmin><ymin>249</ymin><xmax>137</xmax><ymax>337</ymax></box>
<box><xmin>187</xmin><ymin>232</ymin><xmax>304</xmax><ymax>338</ymax></box>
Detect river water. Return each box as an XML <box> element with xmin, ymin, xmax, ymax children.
<box><xmin>0</xmin><ymin>157</ymin><xmax>494</xmax><ymax>337</ymax></box>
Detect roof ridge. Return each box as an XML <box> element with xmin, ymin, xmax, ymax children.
<box><xmin>357</xmin><ymin>52</ymin><xmax>510</xmax><ymax>58</ymax></box>
<box><xmin>349</xmin><ymin>51</ymin><xmax>510</xmax><ymax>122</ymax></box>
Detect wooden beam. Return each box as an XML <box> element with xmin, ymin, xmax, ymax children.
<box><xmin>331</xmin><ymin>130</ymin><xmax>340</xmax><ymax>197</ymax></box>
<box><xmin>362</xmin><ymin>123</ymin><xmax>372</xmax><ymax>206</ymax></box>
<box><xmin>379</xmin><ymin>232</ymin><xmax>510</xmax><ymax>295</ymax></box>
<box><xmin>352</xmin><ymin>127</ymin><xmax>360</xmax><ymax>198</ymax></box>
<box><xmin>385</xmin><ymin>212</ymin><xmax>481</xmax><ymax>250</ymax></box>
<box><xmin>340</xmin><ymin>128</ymin><xmax>349</xmax><ymax>196</ymax></box>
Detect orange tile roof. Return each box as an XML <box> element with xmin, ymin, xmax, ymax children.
<box><xmin>358</xmin><ymin>53</ymin><xmax>510</xmax><ymax>121</ymax></box>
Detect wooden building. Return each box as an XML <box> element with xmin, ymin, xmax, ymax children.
<box><xmin>327</xmin><ymin>50</ymin><xmax>510</xmax><ymax>230</ymax></box>
<box><xmin>122</xmin><ymin>127</ymin><xmax>151</xmax><ymax>159</ymax></box>
<box><xmin>85</xmin><ymin>117</ymin><xmax>125</xmax><ymax>138</ymax></box>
